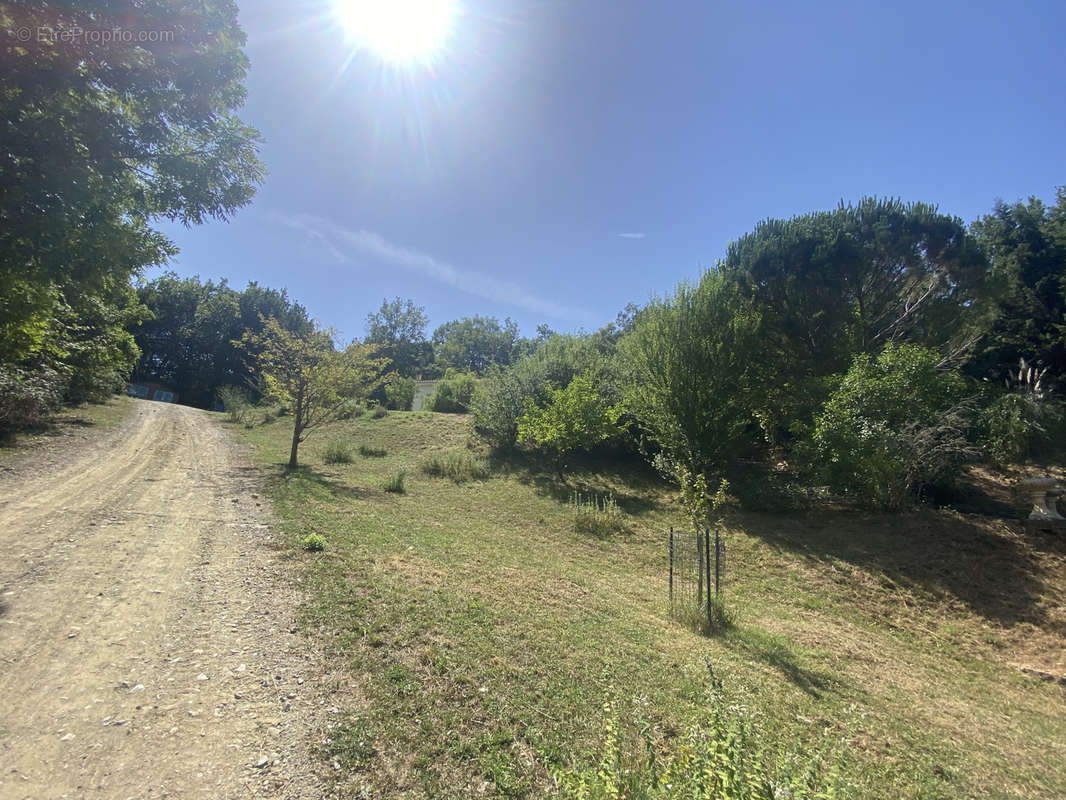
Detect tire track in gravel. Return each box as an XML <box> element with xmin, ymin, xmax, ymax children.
<box><xmin>0</xmin><ymin>399</ymin><xmax>339</xmax><ymax>800</ymax></box>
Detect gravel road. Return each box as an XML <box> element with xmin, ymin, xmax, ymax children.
<box><xmin>0</xmin><ymin>399</ymin><xmax>332</xmax><ymax>799</ymax></box>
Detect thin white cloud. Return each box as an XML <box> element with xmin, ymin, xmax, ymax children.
<box><xmin>617</xmin><ymin>232</ymin><xmax>646</xmax><ymax>239</ymax></box>
<box><xmin>267</xmin><ymin>211</ymin><xmax>587</xmax><ymax>320</ymax></box>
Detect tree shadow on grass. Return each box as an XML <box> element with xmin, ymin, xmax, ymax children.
<box><xmin>926</xmin><ymin>468</ymin><xmax>1019</xmax><ymax>519</ymax></box>
<box><xmin>742</xmin><ymin>508</ymin><xmax>1066</xmax><ymax>632</ymax></box>
<box><xmin>269</xmin><ymin>462</ymin><xmax>373</xmax><ymax>502</ymax></box>
<box><xmin>496</xmin><ymin>449</ymin><xmax>666</xmax><ymax>516</ymax></box>
<box><xmin>722</xmin><ymin>626</ymin><xmax>844</xmax><ymax>699</ymax></box>
<box><xmin>0</xmin><ymin>422</ymin><xmax>52</xmax><ymax>448</ymax></box>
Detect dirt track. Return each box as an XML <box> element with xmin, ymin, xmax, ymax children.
<box><xmin>0</xmin><ymin>399</ymin><xmax>330</xmax><ymax>800</ymax></box>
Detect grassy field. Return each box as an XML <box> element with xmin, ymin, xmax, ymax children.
<box><xmin>237</xmin><ymin>409</ymin><xmax>1066</xmax><ymax>799</ymax></box>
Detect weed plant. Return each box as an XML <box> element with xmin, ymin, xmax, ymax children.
<box><xmin>382</xmin><ymin>469</ymin><xmax>406</xmax><ymax>494</ymax></box>
<box><xmin>324</xmin><ymin>439</ymin><xmax>353</xmax><ymax>464</ymax></box>
<box><xmin>570</xmin><ymin>491</ymin><xmax>630</xmax><ymax>538</ymax></box>
<box><xmin>421</xmin><ymin>449</ymin><xmax>489</xmax><ymax>483</ymax></box>
<box><xmin>557</xmin><ymin>678</ymin><xmax>844</xmax><ymax>799</ymax></box>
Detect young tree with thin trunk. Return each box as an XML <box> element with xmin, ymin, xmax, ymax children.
<box><xmin>243</xmin><ymin>318</ymin><xmax>385</xmax><ymax>468</ymax></box>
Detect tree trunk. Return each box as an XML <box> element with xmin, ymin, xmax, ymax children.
<box><xmin>288</xmin><ymin>387</ymin><xmax>305</xmax><ymax>469</ymax></box>
<box><xmin>288</xmin><ymin>423</ymin><xmax>302</xmax><ymax>469</ymax></box>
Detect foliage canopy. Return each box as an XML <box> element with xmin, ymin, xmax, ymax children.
<box><xmin>243</xmin><ymin>318</ymin><xmax>386</xmax><ymax>468</ymax></box>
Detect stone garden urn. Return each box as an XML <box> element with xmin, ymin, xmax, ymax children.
<box><xmin>1018</xmin><ymin>477</ymin><xmax>1065</xmax><ymax>523</ymax></box>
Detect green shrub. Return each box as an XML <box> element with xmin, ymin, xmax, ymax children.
<box><xmin>977</xmin><ymin>359</ymin><xmax>1064</xmax><ymax>464</ymax></box>
<box><xmin>301</xmin><ymin>533</ymin><xmax>327</xmax><ymax>552</ymax></box>
<box><xmin>0</xmin><ymin>365</ymin><xmax>64</xmax><ymax>433</ymax></box>
<box><xmin>557</xmin><ymin>683</ymin><xmax>843</xmax><ymax>799</ymax></box>
<box><xmin>65</xmin><ymin>363</ymin><xmax>126</xmax><ymax>405</ymax></box>
<box><xmin>338</xmin><ymin>401</ymin><xmax>366</xmax><ymax>420</ymax></box>
<box><xmin>382</xmin><ymin>469</ymin><xmax>406</xmax><ymax>493</ymax></box>
<box><xmin>359</xmin><ymin>445</ymin><xmax>387</xmax><ymax>458</ymax></box>
<box><xmin>811</xmin><ymin>344</ymin><xmax>978</xmax><ymax>510</ymax></box>
<box><xmin>370</xmin><ymin>404</ymin><xmax>389</xmax><ymax>419</ymax></box>
<box><xmin>421</xmin><ymin>449</ymin><xmax>490</xmax><ymax>482</ymax></box>
<box><xmin>518</xmin><ymin>374</ymin><xmax>622</xmax><ymax>479</ymax></box>
<box><xmin>470</xmin><ymin>360</ymin><xmax>550</xmax><ymax>451</ymax></box>
<box><xmin>261</xmin><ymin>410</ymin><xmax>277</xmax><ymax>424</ymax></box>
<box><xmin>570</xmin><ymin>492</ymin><xmax>630</xmax><ymax>538</ymax></box>
<box><xmin>324</xmin><ymin>439</ymin><xmax>353</xmax><ymax>464</ymax></box>
<box><xmin>425</xmin><ymin>370</ymin><xmax>479</xmax><ymax>413</ymax></box>
<box><xmin>385</xmin><ymin>375</ymin><xmax>416</xmax><ymax>411</ymax></box>
<box><xmin>217</xmin><ymin>384</ymin><xmax>250</xmax><ymax>424</ymax></box>
<box><xmin>617</xmin><ymin>271</ymin><xmax>766</xmax><ymax>479</ymax></box>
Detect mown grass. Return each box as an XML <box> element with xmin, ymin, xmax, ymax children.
<box><xmin>239</xmin><ymin>410</ymin><xmax>1066</xmax><ymax>799</ymax></box>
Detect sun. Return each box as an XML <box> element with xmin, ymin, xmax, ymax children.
<box><xmin>333</xmin><ymin>0</ymin><xmax>458</xmax><ymax>65</ymax></box>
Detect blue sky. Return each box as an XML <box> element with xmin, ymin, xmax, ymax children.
<box><xmin>159</xmin><ymin>0</ymin><xmax>1066</xmax><ymax>340</ymax></box>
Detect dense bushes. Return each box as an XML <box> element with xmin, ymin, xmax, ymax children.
<box><xmin>470</xmin><ymin>360</ymin><xmax>549</xmax><ymax>450</ymax></box>
<box><xmin>618</xmin><ymin>271</ymin><xmax>765</xmax><ymax>479</ymax></box>
<box><xmin>463</xmin><ymin>247</ymin><xmax>1062</xmax><ymax>512</ymax></box>
<box><xmin>977</xmin><ymin>360</ymin><xmax>1064</xmax><ymax>464</ymax></box>
<box><xmin>517</xmin><ymin>374</ymin><xmax>621</xmax><ymax>478</ymax></box>
<box><xmin>0</xmin><ymin>366</ymin><xmax>65</xmax><ymax>434</ymax></box>
<box><xmin>425</xmin><ymin>370</ymin><xmax>478</xmax><ymax>413</ymax></box>
<box><xmin>470</xmin><ymin>334</ymin><xmax>616</xmax><ymax>452</ymax></box>
<box><xmin>810</xmin><ymin>345</ymin><xmax>978</xmax><ymax>509</ymax></box>
<box><xmin>384</xmin><ymin>375</ymin><xmax>416</xmax><ymax>411</ymax></box>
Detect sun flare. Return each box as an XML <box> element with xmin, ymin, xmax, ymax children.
<box><xmin>333</xmin><ymin>0</ymin><xmax>457</xmax><ymax>65</ymax></box>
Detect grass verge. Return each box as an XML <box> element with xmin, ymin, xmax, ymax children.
<box><xmin>239</xmin><ymin>410</ymin><xmax>1066</xmax><ymax>799</ymax></box>
<box><xmin>0</xmin><ymin>394</ymin><xmax>132</xmax><ymax>458</ymax></box>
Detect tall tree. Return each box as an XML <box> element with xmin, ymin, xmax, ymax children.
<box><xmin>364</xmin><ymin>297</ymin><xmax>431</xmax><ymax>377</ymax></box>
<box><xmin>969</xmin><ymin>189</ymin><xmax>1066</xmax><ymax>387</ymax></box>
<box><xmin>725</xmin><ymin>198</ymin><xmax>988</xmax><ymax>368</ymax></box>
<box><xmin>722</xmin><ymin>197</ymin><xmax>989</xmax><ymax>442</ymax></box>
<box><xmin>0</xmin><ymin>0</ymin><xmax>262</xmax><ymax>417</ymax></box>
<box><xmin>243</xmin><ymin>319</ymin><xmax>385</xmax><ymax>468</ymax></box>
<box><xmin>432</xmin><ymin>316</ymin><xmax>520</xmax><ymax>374</ymax></box>
<box><xmin>618</xmin><ymin>270</ymin><xmax>764</xmax><ymax>480</ymax></box>
<box><xmin>133</xmin><ymin>273</ymin><xmax>310</xmax><ymax>407</ymax></box>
